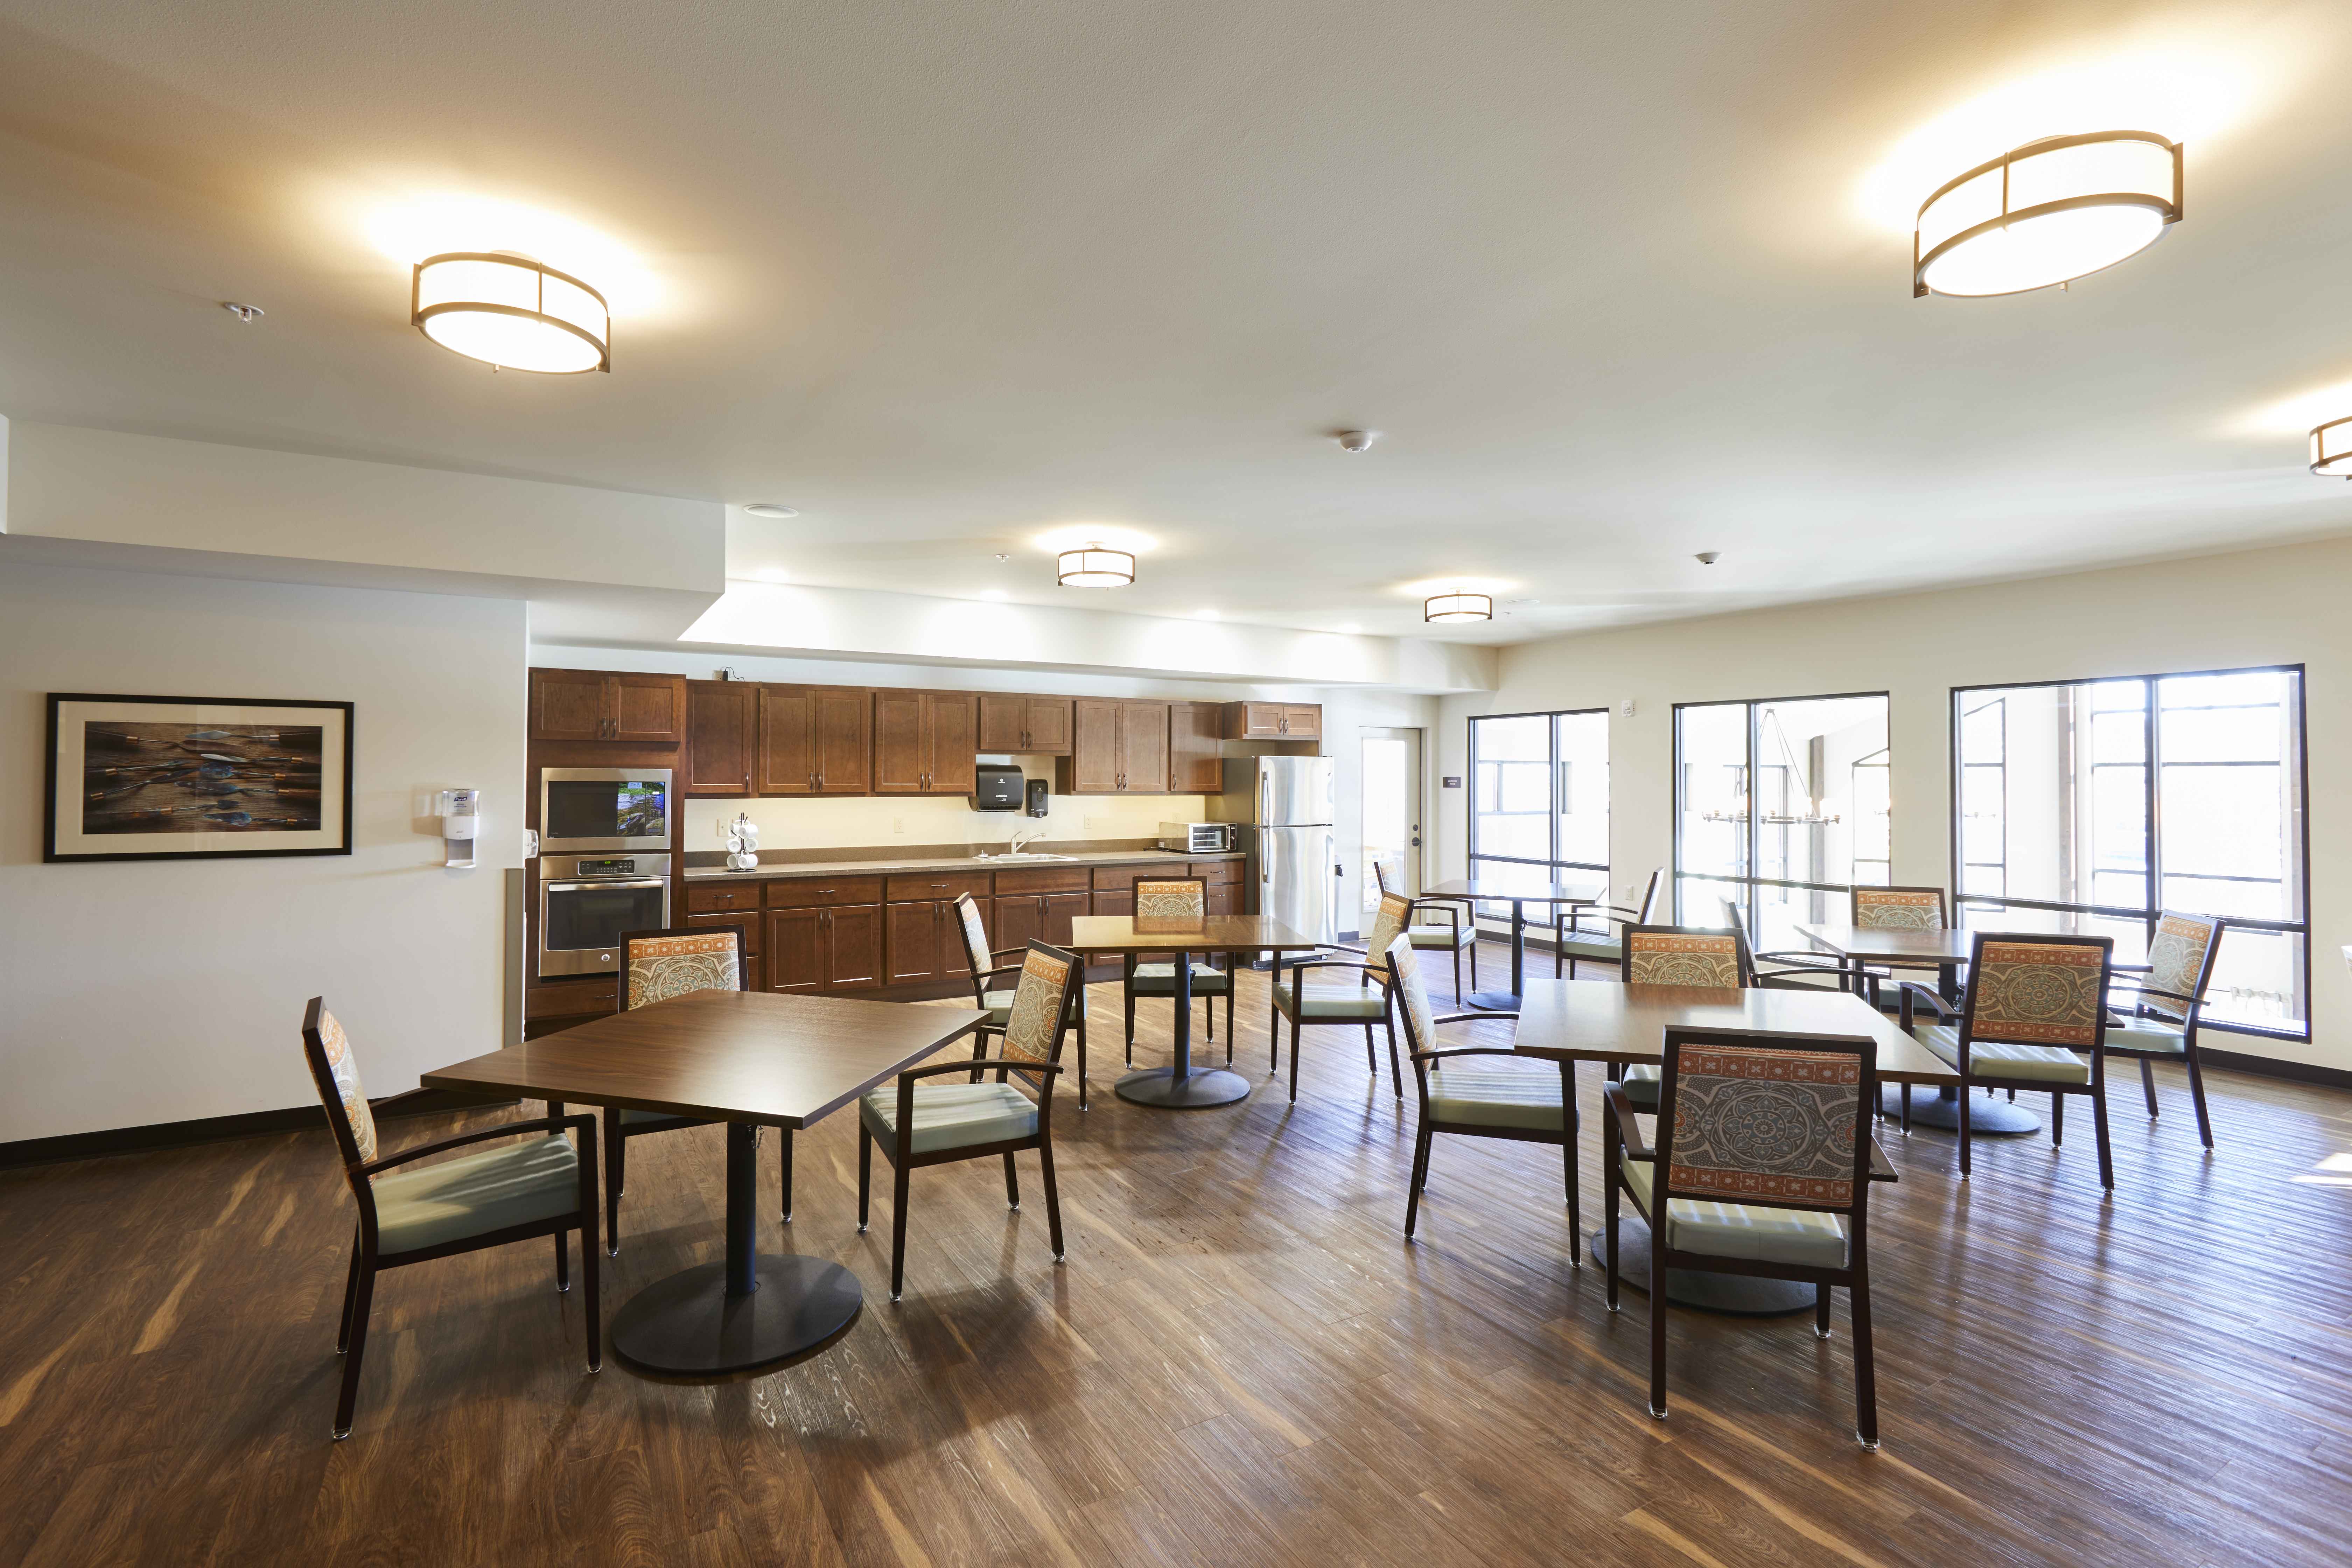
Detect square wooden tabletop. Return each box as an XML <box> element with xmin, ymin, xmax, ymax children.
<box><xmin>1068</xmin><ymin>913</ymin><xmax>1322</xmax><ymax>954</ymax></box>
<box><xmin>421</xmin><ymin>990</ymin><xmax>990</xmax><ymax>1128</ymax></box>
<box><xmin>1506</xmin><ymin>979</ymin><xmax>1960</xmax><ymax>1086</ymax></box>
<box><xmin>1422</xmin><ymin>878</ymin><xmax>1603</xmax><ymax>905</ymax></box>
<box><xmin>1797</xmin><ymin>922</ymin><xmax>2149</xmax><ymax>970</ymax></box>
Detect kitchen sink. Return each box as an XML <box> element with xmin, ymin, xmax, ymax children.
<box><xmin>974</xmin><ymin>851</ymin><xmax>1071</xmax><ymax>862</ymax></box>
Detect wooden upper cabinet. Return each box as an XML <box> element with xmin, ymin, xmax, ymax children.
<box><xmin>530</xmin><ymin>668</ymin><xmax>685</xmax><ymax>743</ymax></box>
<box><xmin>1222</xmin><ymin>701</ymin><xmax>1322</xmax><ymax>741</ymax></box>
<box><xmin>978</xmin><ymin>694</ymin><xmax>1074</xmax><ymax>755</ymax></box>
<box><xmin>1058</xmin><ymin>699</ymin><xmax>1169</xmax><ymax>794</ymax></box>
<box><xmin>683</xmin><ymin>681</ymin><xmax>756</xmax><ymax>796</ymax></box>
<box><xmin>1169</xmin><ymin>701</ymin><xmax>1224</xmax><ymax>793</ymax></box>
<box><xmin>875</xmin><ymin>692</ymin><xmax>978</xmax><ymax>795</ymax></box>
<box><xmin>755</xmin><ymin>684</ymin><xmax>872</xmax><ymax>795</ymax></box>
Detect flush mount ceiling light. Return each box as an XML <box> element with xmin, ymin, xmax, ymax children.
<box><xmin>741</xmin><ymin>503</ymin><xmax>798</xmax><ymax>518</ymax></box>
<box><xmin>412</xmin><ymin>252</ymin><xmax>609</xmax><ymax>372</ymax></box>
<box><xmin>1057</xmin><ymin>543</ymin><xmax>1135</xmax><ymax>588</ymax></box>
<box><xmin>1913</xmin><ymin>131</ymin><xmax>2182</xmax><ymax>298</ymax></box>
<box><xmin>2311</xmin><ymin>417</ymin><xmax>2352</xmax><ymax>478</ymax></box>
<box><xmin>1424</xmin><ymin>589</ymin><xmax>1492</xmax><ymax>623</ymax></box>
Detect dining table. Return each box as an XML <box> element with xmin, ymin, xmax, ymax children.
<box><xmin>1510</xmin><ymin>978</ymin><xmax>1960</xmax><ymax>1315</ymax></box>
<box><xmin>1420</xmin><ymin>877</ymin><xmax>1604</xmax><ymax>1014</ymax></box>
<box><xmin>1069</xmin><ymin>912</ymin><xmax>1321</xmax><ymax>1108</ymax></box>
<box><xmin>422</xmin><ymin>989</ymin><xmax>986</xmax><ymax>1377</ymax></box>
<box><xmin>1793</xmin><ymin>920</ymin><xmax>2150</xmax><ymax>1134</ymax></box>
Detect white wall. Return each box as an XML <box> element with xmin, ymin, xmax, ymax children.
<box><xmin>1436</xmin><ymin>537</ymin><xmax>2352</xmax><ymax>1072</ymax></box>
<box><xmin>0</xmin><ymin>560</ymin><xmax>526</xmax><ymax>1142</ymax></box>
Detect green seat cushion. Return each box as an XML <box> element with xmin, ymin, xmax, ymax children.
<box><xmin>1914</xmin><ymin>1023</ymin><xmax>2091</xmax><ymax>1084</ymax></box>
<box><xmin>618</xmin><ymin>1107</ymin><xmax>706</xmax><ymax>1130</ymax></box>
<box><xmin>1272</xmin><ymin>980</ymin><xmax>1387</xmax><ymax>1020</ymax></box>
<box><xmin>1618</xmin><ymin>1063</ymin><xmax>1659</xmax><ymax>1111</ymax></box>
<box><xmin>1556</xmin><ymin>936</ymin><xmax>1623</xmax><ymax>962</ymax></box>
<box><xmin>1131</xmin><ymin>962</ymin><xmax>1230</xmax><ymax>994</ymax></box>
<box><xmin>1621</xmin><ymin>1160</ymin><xmax>1848</xmax><ymax>1269</ymax></box>
<box><xmin>1426</xmin><ymin>1068</ymin><xmax>1565</xmax><ymax>1130</ymax></box>
<box><xmin>1408</xmin><ymin>924</ymin><xmax>1477</xmax><ymax>949</ymax></box>
<box><xmin>373</xmin><ymin>1135</ymin><xmax>579</xmax><ymax>1254</ymax></box>
<box><xmin>2105</xmin><ymin>1019</ymin><xmax>2187</xmax><ymax>1054</ymax></box>
<box><xmin>982</xmin><ymin>987</ymin><xmax>1086</xmax><ymax>1027</ymax></box>
<box><xmin>860</xmin><ymin>1082</ymin><xmax>1037</xmax><ymax>1154</ymax></box>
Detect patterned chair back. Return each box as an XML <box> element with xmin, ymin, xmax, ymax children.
<box><xmin>300</xmin><ymin>995</ymin><xmax>379</xmax><ymax>1169</ymax></box>
<box><xmin>1384</xmin><ymin>935</ymin><xmax>1437</xmax><ymax>1056</ymax></box>
<box><xmin>1960</xmin><ymin>933</ymin><xmax>2112</xmax><ymax>1051</ymax></box>
<box><xmin>1133</xmin><ymin>877</ymin><xmax>1207</xmax><ymax>918</ymax></box>
<box><xmin>2139</xmin><ymin>911</ymin><xmax>2223</xmax><ymax>1020</ymax></box>
<box><xmin>1656</xmin><ymin>1027</ymin><xmax>1875</xmax><ymax>1215</ymax></box>
<box><xmin>1851</xmin><ymin>885</ymin><xmax>1947</xmax><ymax>931</ymax></box>
<box><xmin>997</xmin><ymin>941</ymin><xmax>1082</xmax><ymax>1085</ymax></box>
<box><xmin>1622</xmin><ymin>925</ymin><xmax>1746</xmax><ymax>990</ymax></box>
<box><xmin>1362</xmin><ymin>892</ymin><xmax>1414</xmax><ymax>976</ymax></box>
<box><xmin>620</xmin><ymin>926</ymin><xmax>744</xmax><ymax>1009</ymax></box>
<box><xmin>953</xmin><ymin>892</ymin><xmax>995</xmax><ymax>979</ymax></box>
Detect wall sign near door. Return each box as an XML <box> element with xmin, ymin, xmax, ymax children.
<box><xmin>1442</xmin><ymin>777</ymin><xmax>1462</xmax><ymax>788</ymax></box>
<box><xmin>44</xmin><ymin>693</ymin><xmax>354</xmax><ymax>862</ymax></box>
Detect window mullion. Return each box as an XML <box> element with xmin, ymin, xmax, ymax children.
<box><xmin>2143</xmin><ymin>677</ymin><xmax>2160</xmax><ymax>938</ymax></box>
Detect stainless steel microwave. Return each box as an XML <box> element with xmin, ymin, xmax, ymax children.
<box><xmin>1157</xmin><ymin>821</ymin><xmax>1234</xmax><ymax>853</ymax></box>
<box><xmin>538</xmin><ymin>767</ymin><xmax>673</xmax><ymax>854</ymax></box>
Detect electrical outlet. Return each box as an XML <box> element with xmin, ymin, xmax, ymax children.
<box><xmin>892</xmin><ymin>817</ymin><xmax>905</xmax><ymax>834</ymax></box>
<box><xmin>1084</xmin><ymin>814</ymin><xmax>1108</xmax><ymax>830</ymax></box>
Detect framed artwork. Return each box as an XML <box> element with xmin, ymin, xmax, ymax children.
<box><xmin>44</xmin><ymin>693</ymin><xmax>354</xmax><ymax>863</ymax></box>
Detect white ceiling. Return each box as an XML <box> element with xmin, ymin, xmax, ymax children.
<box><xmin>4</xmin><ymin>1</ymin><xmax>2351</xmax><ymax>645</ymax></box>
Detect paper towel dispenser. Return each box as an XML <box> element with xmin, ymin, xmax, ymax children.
<box><xmin>972</xmin><ymin>765</ymin><xmax>1023</xmax><ymax>812</ymax></box>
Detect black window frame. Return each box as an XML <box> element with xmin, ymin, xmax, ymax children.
<box><xmin>1467</xmin><ymin>706</ymin><xmax>1610</xmax><ymax>919</ymax></box>
<box><xmin>1671</xmin><ymin>688</ymin><xmax>1892</xmax><ymax>932</ymax></box>
<box><xmin>1947</xmin><ymin>663</ymin><xmax>2312</xmax><ymax>1044</ymax></box>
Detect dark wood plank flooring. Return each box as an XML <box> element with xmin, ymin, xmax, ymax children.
<box><xmin>6</xmin><ymin>944</ymin><xmax>2351</xmax><ymax>1567</ymax></box>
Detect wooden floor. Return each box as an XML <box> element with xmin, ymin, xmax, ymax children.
<box><xmin>7</xmin><ymin>946</ymin><xmax>2352</xmax><ymax>1567</ymax></box>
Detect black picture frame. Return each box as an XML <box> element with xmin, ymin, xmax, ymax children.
<box><xmin>44</xmin><ymin>692</ymin><xmax>355</xmax><ymax>863</ymax></box>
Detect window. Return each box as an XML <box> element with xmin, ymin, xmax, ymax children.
<box><xmin>1469</xmin><ymin>709</ymin><xmax>1608</xmax><ymax>917</ymax></box>
<box><xmin>1674</xmin><ymin>693</ymin><xmax>1890</xmax><ymax>950</ymax></box>
<box><xmin>1951</xmin><ymin>667</ymin><xmax>2309</xmax><ymax>1038</ymax></box>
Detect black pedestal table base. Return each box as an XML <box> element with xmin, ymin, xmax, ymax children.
<box><xmin>611</xmin><ymin>1254</ymin><xmax>862</xmax><ymax>1375</ymax></box>
<box><xmin>1115</xmin><ymin>1066</ymin><xmax>1253</xmax><ymax>1107</ymax></box>
<box><xmin>1462</xmin><ymin>990</ymin><xmax>1524</xmax><ymax>1014</ymax></box>
<box><xmin>1887</xmin><ymin>1085</ymin><xmax>2043</xmax><ymax>1134</ymax></box>
<box><xmin>1590</xmin><ymin>1217</ymin><xmax>1816</xmax><ymax>1317</ymax></box>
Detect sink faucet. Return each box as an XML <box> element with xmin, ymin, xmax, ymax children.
<box><xmin>1008</xmin><ymin>825</ymin><xmax>1043</xmax><ymax>855</ymax></box>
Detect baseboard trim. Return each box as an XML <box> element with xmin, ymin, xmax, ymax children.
<box><xmin>2199</xmin><ymin>1046</ymin><xmax>2352</xmax><ymax>1092</ymax></box>
<box><xmin>0</xmin><ymin>1085</ymin><xmax>518</xmax><ymax>1170</ymax></box>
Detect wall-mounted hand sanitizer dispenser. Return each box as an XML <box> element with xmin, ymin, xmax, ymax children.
<box><xmin>439</xmin><ymin>788</ymin><xmax>481</xmax><ymax>868</ymax></box>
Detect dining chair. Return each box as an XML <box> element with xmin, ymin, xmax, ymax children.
<box><xmin>1269</xmin><ymin>890</ymin><xmax>1413</xmax><ymax>1100</ymax></box>
<box><xmin>2101</xmin><ymin>910</ymin><xmax>2225</xmax><ymax>1149</ymax></box>
<box><xmin>1122</xmin><ymin>877</ymin><xmax>1233</xmax><ymax>1063</ymax></box>
<box><xmin>1904</xmin><ymin>932</ymin><xmax>2116</xmax><ymax>1186</ymax></box>
<box><xmin>1845</xmin><ymin>884</ymin><xmax>1952</xmax><ymax>1008</ymax></box>
<box><xmin>1611</xmin><ymin>924</ymin><xmax>1750</xmax><ymax>1111</ymax></box>
<box><xmin>1550</xmin><ymin>868</ymin><xmax>1661</xmax><ymax>978</ymax></box>
<box><xmin>600</xmin><ymin>924</ymin><xmax>747</xmax><ymax>1254</ymax></box>
<box><xmin>300</xmin><ymin>996</ymin><xmax>600</xmax><ymax>1441</ymax></box>
<box><xmin>1390</xmin><ymin>935</ymin><xmax>1578</xmax><ymax>1250</ymax></box>
<box><xmin>1374</xmin><ymin>860</ymin><xmax>1479</xmax><ymax>998</ymax></box>
<box><xmin>1721</xmin><ymin>899</ymin><xmax>1847</xmax><ymax>992</ymax></box>
<box><xmin>859</xmin><ymin>940</ymin><xmax>1081</xmax><ymax>1300</ymax></box>
<box><xmin>1603</xmin><ymin>1024</ymin><xmax>1893</xmax><ymax>1447</ymax></box>
<box><xmin>954</xmin><ymin>892</ymin><xmax>1090</xmax><ymax>1109</ymax></box>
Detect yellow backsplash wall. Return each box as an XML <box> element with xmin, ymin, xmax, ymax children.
<box><xmin>684</xmin><ymin>761</ymin><xmax>1205</xmax><ymax>856</ymax></box>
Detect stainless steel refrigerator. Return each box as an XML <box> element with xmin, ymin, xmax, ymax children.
<box><xmin>1211</xmin><ymin>756</ymin><xmax>1337</xmax><ymax>949</ymax></box>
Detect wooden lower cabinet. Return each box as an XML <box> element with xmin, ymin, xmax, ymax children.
<box><xmin>886</xmin><ymin>900</ymin><xmax>976</xmax><ymax>985</ymax></box>
<box><xmin>993</xmin><ymin>892</ymin><xmax>1089</xmax><ymax>950</ymax></box>
<box><xmin>765</xmin><ymin>904</ymin><xmax>883</xmax><ymax>993</ymax></box>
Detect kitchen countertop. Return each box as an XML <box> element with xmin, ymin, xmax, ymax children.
<box><xmin>683</xmin><ymin>848</ymin><xmax>1242</xmax><ymax>882</ymax></box>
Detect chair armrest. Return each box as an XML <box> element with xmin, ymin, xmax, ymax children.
<box><xmin>988</xmin><ymin>946</ymin><xmax>1031</xmax><ymax>961</ymax></box>
<box><xmin>1287</xmin><ymin>959</ymin><xmax>1389</xmax><ymax>981</ymax></box>
<box><xmin>1408</xmin><ymin>1045</ymin><xmax>1529</xmax><ymax>1064</ymax></box>
<box><xmin>1403</xmin><ymin>901</ymin><xmax>1462</xmax><ymax>932</ymax></box>
<box><xmin>975</xmin><ymin>963</ymin><xmax>1027</xmax><ymax>983</ymax></box>
<box><xmin>1753</xmin><ymin>970</ymin><xmax>1845</xmax><ymax>992</ymax></box>
<box><xmin>1896</xmin><ymin>981</ymin><xmax>1956</xmax><ymax>1028</ymax></box>
<box><xmin>358</xmin><ymin>1113</ymin><xmax>591</xmax><ymax>1177</ymax></box>
<box><xmin>1429</xmin><ymin>1010</ymin><xmax>1496</xmax><ymax>1026</ymax></box>
<box><xmin>899</xmin><ymin>1058</ymin><xmax>1063</xmax><ymax>1083</ymax></box>
<box><xmin>1601</xmin><ymin>1084</ymin><xmax>1653</xmax><ymax>1160</ymax></box>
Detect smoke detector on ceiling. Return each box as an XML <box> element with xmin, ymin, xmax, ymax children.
<box><xmin>742</xmin><ymin>503</ymin><xmax>798</xmax><ymax>518</ymax></box>
<box><xmin>1695</xmin><ymin>551</ymin><xmax>1721</xmax><ymax>565</ymax></box>
<box><xmin>1335</xmin><ymin>429</ymin><xmax>1378</xmax><ymax>453</ymax></box>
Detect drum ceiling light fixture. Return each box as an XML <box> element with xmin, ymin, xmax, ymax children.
<box><xmin>2312</xmin><ymin>417</ymin><xmax>2352</xmax><ymax>478</ymax></box>
<box><xmin>411</xmin><ymin>252</ymin><xmax>610</xmax><ymax>372</ymax></box>
<box><xmin>1056</xmin><ymin>543</ymin><xmax>1135</xmax><ymax>588</ymax></box>
<box><xmin>1423</xmin><ymin>589</ymin><xmax>1492</xmax><ymax>623</ymax></box>
<box><xmin>1913</xmin><ymin>130</ymin><xmax>2182</xmax><ymax>298</ymax></box>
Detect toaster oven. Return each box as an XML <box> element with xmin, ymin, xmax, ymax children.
<box><xmin>1157</xmin><ymin>821</ymin><xmax>1234</xmax><ymax>854</ymax></box>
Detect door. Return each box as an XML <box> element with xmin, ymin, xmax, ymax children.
<box><xmin>530</xmin><ymin>669</ymin><xmax>610</xmax><ymax>742</ymax></box>
<box><xmin>993</xmin><ymin>896</ymin><xmax>1047</xmax><ymax>951</ymax></box>
<box><xmin>1169</xmin><ymin>701</ymin><xmax>1223</xmax><ymax>793</ymax></box>
<box><xmin>873</xmin><ymin>692</ymin><xmax>926</xmax><ymax>792</ymax></box>
<box><xmin>1023</xmin><ymin>698</ymin><xmax>1073</xmax><ymax>754</ymax></box>
<box><xmin>765</xmin><ymin>908</ymin><xmax>823</xmax><ymax>993</ymax></box>
<box><xmin>1282</xmin><ymin>704</ymin><xmax>1322</xmax><ymax>740</ymax></box>
<box><xmin>886</xmin><ymin>901</ymin><xmax>943</xmax><ymax>983</ymax></box>
<box><xmin>1069</xmin><ymin>699</ymin><xmax>1122</xmax><ymax>792</ymax></box>
<box><xmin>978</xmin><ymin>694</ymin><xmax>1028</xmax><ymax>754</ymax></box>
<box><xmin>684</xmin><ymin>681</ymin><xmax>756</xmax><ymax>796</ymax></box>
<box><xmin>824</xmin><ymin>904</ymin><xmax>886</xmax><ymax>988</ymax></box>
<box><xmin>926</xmin><ymin>694</ymin><xmax>978</xmax><ymax>794</ymax></box>
<box><xmin>813</xmin><ymin>688</ymin><xmax>872</xmax><ymax>793</ymax></box>
<box><xmin>1256</xmin><ymin>756</ymin><xmax>1335</xmax><ymax>825</ymax></box>
<box><xmin>610</xmin><ymin>674</ymin><xmax>684</xmax><ymax>743</ymax></box>
<box><xmin>1119</xmin><ymin>702</ymin><xmax>1170</xmax><ymax>792</ymax></box>
<box><xmin>1257</xmin><ymin>825</ymin><xmax>1337</xmax><ymax>946</ymax></box>
<box><xmin>756</xmin><ymin>686</ymin><xmax>816</xmax><ymax>795</ymax></box>
<box><xmin>1359</xmin><ymin>728</ymin><xmax>1423</xmax><ymax>923</ymax></box>
<box><xmin>1041</xmin><ymin>892</ymin><xmax>1089</xmax><ymax>946</ymax></box>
